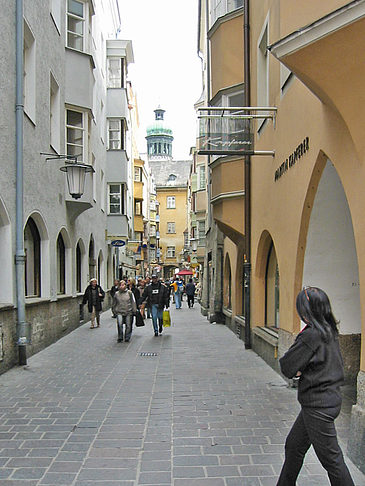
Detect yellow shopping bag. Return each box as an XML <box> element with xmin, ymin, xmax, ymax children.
<box><xmin>163</xmin><ymin>310</ymin><xmax>171</xmax><ymax>327</ymax></box>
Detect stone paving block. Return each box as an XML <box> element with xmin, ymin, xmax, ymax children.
<box><xmin>27</xmin><ymin>448</ymin><xmax>60</xmax><ymax>457</ymax></box>
<box><xmin>39</xmin><ymin>472</ymin><xmax>77</xmax><ymax>485</ymax></box>
<box><xmin>226</xmin><ymin>478</ymin><xmax>260</xmax><ymax>485</ymax></box>
<box><xmin>88</xmin><ymin>447</ymin><xmax>140</xmax><ymax>458</ymax></box>
<box><xmin>174</xmin><ymin>455</ymin><xmax>219</xmax><ymax>466</ymax></box>
<box><xmin>173</xmin><ymin>466</ymin><xmax>206</xmax><ymax>478</ymax></box>
<box><xmin>174</xmin><ymin>479</ymin><xmax>225</xmax><ymax>486</ymax></box>
<box><xmin>77</xmin><ymin>467</ymin><xmax>136</xmax><ymax>481</ymax></box>
<box><xmin>83</xmin><ymin>457</ymin><xmax>138</xmax><ymax>468</ymax></box>
<box><xmin>239</xmin><ymin>465</ymin><xmax>275</xmax><ymax>476</ymax></box>
<box><xmin>140</xmin><ymin>460</ymin><xmax>171</xmax><ymax>471</ymax></box>
<box><xmin>11</xmin><ymin>467</ymin><xmax>47</xmax><ymax>479</ymax></box>
<box><xmin>7</xmin><ymin>457</ymin><xmax>52</xmax><ymax>467</ymax></box>
<box><xmin>138</xmin><ymin>471</ymin><xmax>172</xmax><ymax>483</ymax></box>
<box><xmin>219</xmin><ymin>454</ymin><xmax>250</xmax><ymax>465</ymax></box>
<box><xmin>206</xmin><ymin>465</ymin><xmax>241</xmax><ymax>477</ymax></box>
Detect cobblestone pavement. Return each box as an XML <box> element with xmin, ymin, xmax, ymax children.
<box><xmin>0</xmin><ymin>303</ymin><xmax>364</xmax><ymax>486</ymax></box>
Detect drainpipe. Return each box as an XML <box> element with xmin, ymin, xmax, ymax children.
<box><xmin>15</xmin><ymin>0</ymin><xmax>28</xmax><ymax>365</ymax></box>
<box><xmin>243</xmin><ymin>0</ymin><xmax>252</xmax><ymax>348</ymax></box>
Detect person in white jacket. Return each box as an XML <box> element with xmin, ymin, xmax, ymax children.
<box><xmin>112</xmin><ymin>280</ymin><xmax>137</xmax><ymax>343</ymax></box>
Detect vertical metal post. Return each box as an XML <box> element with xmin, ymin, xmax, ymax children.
<box><xmin>243</xmin><ymin>0</ymin><xmax>252</xmax><ymax>348</ymax></box>
<box><xmin>15</xmin><ymin>0</ymin><xmax>28</xmax><ymax>365</ymax></box>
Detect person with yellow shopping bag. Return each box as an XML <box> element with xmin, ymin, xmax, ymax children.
<box><xmin>140</xmin><ymin>275</ymin><xmax>169</xmax><ymax>336</ymax></box>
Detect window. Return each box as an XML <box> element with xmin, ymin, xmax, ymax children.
<box><xmin>57</xmin><ymin>233</ymin><xmax>65</xmax><ymax>295</ymax></box>
<box><xmin>100</xmin><ymin>170</ymin><xmax>105</xmax><ymax>212</ymax></box>
<box><xmin>150</xmin><ymin>225</ymin><xmax>156</xmax><ymax>237</ymax></box>
<box><xmin>167</xmin><ymin>246</ymin><xmax>175</xmax><ymax>258</ymax></box>
<box><xmin>134</xmin><ymin>167</ymin><xmax>142</xmax><ymax>182</ymax></box>
<box><xmin>67</xmin><ymin>0</ymin><xmax>85</xmax><ymax>51</ymax></box>
<box><xmin>168</xmin><ymin>174</ymin><xmax>177</xmax><ymax>182</ymax></box>
<box><xmin>51</xmin><ymin>0</ymin><xmax>62</xmax><ymax>32</ymax></box>
<box><xmin>210</xmin><ymin>0</ymin><xmax>243</xmax><ymax>26</ymax></box>
<box><xmin>198</xmin><ymin>220</ymin><xmax>205</xmax><ymax>244</ymax></box>
<box><xmin>107</xmin><ymin>58</ymin><xmax>125</xmax><ymax>88</ymax></box>
<box><xmin>167</xmin><ymin>196</ymin><xmax>175</xmax><ymax>209</ymax></box>
<box><xmin>135</xmin><ymin>200</ymin><xmax>142</xmax><ymax>215</ymax></box>
<box><xmin>108</xmin><ymin>184</ymin><xmax>125</xmax><ymax>214</ymax></box>
<box><xmin>76</xmin><ymin>242</ymin><xmax>82</xmax><ymax>293</ymax></box>
<box><xmin>50</xmin><ymin>73</ymin><xmax>60</xmax><ymax>152</ymax></box>
<box><xmin>199</xmin><ymin>166</ymin><xmax>206</xmax><ymax>190</ymax></box>
<box><xmin>24</xmin><ymin>20</ymin><xmax>36</xmax><ymax>122</ymax></box>
<box><xmin>167</xmin><ymin>222</ymin><xmax>175</xmax><ymax>234</ymax></box>
<box><xmin>24</xmin><ymin>217</ymin><xmax>41</xmax><ymax>297</ymax></box>
<box><xmin>107</xmin><ymin>118</ymin><xmax>125</xmax><ymax>150</ymax></box>
<box><xmin>66</xmin><ymin>109</ymin><xmax>86</xmax><ymax>163</ymax></box>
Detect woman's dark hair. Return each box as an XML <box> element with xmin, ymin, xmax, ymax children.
<box><xmin>296</xmin><ymin>287</ymin><xmax>339</xmax><ymax>341</ymax></box>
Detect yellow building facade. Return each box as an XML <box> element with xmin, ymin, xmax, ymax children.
<box><xmin>198</xmin><ymin>0</ymin><xmax>365</xmax><ymax>471</ymax></box>
<box><xmin>157</xmin><ymin>186</ymin><xmax>188</xmax><ymax>277</ymax></box>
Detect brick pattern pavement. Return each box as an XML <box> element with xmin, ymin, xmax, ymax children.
<box><xmin>0</xmin><ymin>303</ymin><xmax>364</xmax><ymax>485</ymax></box>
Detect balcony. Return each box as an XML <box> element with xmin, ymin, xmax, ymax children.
<box><xmin>134</xmin><ymin>214</ymin><xmax>144</xmax><ymax>233</ymax></box>
<box><xmin>197</xmin><ymin>107</ymin><xmax>276</xmax><ymax>156</ymax></box>
<box><xmin>106</xmin><ymin>150</ymin><xmax>128</xmax><ymax>183</ymax></box>
<box><xmin>134</xmin><ymin>181</ymin><xmax>143</xmax><ymax>200</ymax></box>
<box><xmin>65</xmin><ymin>48</ymin><xmax>95</xmax><ymax>111</ymax></box>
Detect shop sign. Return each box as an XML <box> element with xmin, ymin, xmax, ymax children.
<box><xmin>198</xmin><ymin>131</ymin><xmax>254</xmax><ymax>155</ymax></box>
<box><xmin>274</xmin><ymin>137</ymin><xmax>309</xmax><ymax>181</ymax></box>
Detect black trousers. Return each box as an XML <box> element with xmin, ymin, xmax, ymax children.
<box><xmin>277</xmin><ymin>406</ymin><xmax>354</xmax><ymax>486</ymax></box>
<box><xmin>187</xmin><ymin>295</ymin><xmax>194</xmax><ymax>307</ymax></box>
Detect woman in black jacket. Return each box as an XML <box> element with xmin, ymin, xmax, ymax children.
<box><xmin>277</xmin><ymin>287</ymin><xmax>354</xmax><ymax>486</ymax></box>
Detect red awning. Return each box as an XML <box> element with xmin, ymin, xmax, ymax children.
<box><xmin>177</xmin><ymin>269</ymin><xmax>193</xmax><ymax>276</ymax></box>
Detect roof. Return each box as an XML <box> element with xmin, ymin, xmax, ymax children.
<box><xmin>149</xmin><ymin>159</ymin><xmax>192</xmax><ymax>188</ymax></box>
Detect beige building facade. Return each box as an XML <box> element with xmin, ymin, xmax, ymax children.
<box><xmin>197</xmin><ymin>0</ymin><xmax>365</xmax><ymax>471</ymax></box>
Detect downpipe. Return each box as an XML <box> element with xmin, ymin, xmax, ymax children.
<box><xmin>15</xmin><ymin>0</ymin><xmax>29</xmax><ymax>365</ymax></box>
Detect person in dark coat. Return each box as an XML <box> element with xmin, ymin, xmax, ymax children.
<box><xmin>276</xmin><ymin>287</ymin><xmax>354</xmax><ymax>486</ymax></box>
<box><xmin>110</xmin><ymin>279</ymin><xmax>120</xmax><ymax>318</ymax></box>
<box><xmin>185</xmin><ymin>278</ymin><xmax>196</xmax><ymax>308</ymax></box>
<box><xmin>82</xmin><ymin>278</ymin><xmax>105</xmax><ymax>329</ymax></box>
<box><xmin>140</xmin><ymin>274</ymin><xmax>169</xmax><ymax>336</ymax></box>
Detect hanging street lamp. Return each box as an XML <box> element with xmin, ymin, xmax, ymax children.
<box><xmin>41</xmin><ymin>153</ymin><xmax>95</xmax><ymax>199</ymax></box>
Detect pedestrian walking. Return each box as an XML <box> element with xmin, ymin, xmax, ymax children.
<box><xmin>276</xmin><ymin>286</ymin><xmax>355</xmax><ymax>486</ymax></box>
<box><xmin>171</xmin><ymin>277</ymin><xmax>183</xmax><ymax>309</ymax></box>
<box><xmin>112</xmin><ymin>280</ymin><xmax>137</xmax><ymax>343</ymax></box>
<box><xmin>144</xmin><ymin>277</ymin><xmax>152</xmax><ymax>318</ymax></box>
<box><xmin>82</xmin><ymin>278</ymin><xmax>105</xmax><ymax>329</ymax></box>
<box><xmin>185</xmin><ymin>278</ymin><xmax>196</xmax><ymax>308</ymax></box>
<box><xmin>140</xmin><ymin>274</ymin><xmax>169</xmax><ymax>336</ymax></box>
<box><xmin>109</xmin><ymin>279</ymin><xmax>120</xmax><ymax>318</ymax></box>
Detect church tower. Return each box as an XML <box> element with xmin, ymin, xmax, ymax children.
<box><xmin>146</xmin><ymin>107</ymin><xmax>173</xmax><ymax>160</ymax></box>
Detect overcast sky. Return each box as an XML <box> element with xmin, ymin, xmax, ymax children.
<box><xmin>117</xmin><ymin>0</ymin><xmax>203</xmax><ymax>160</ymax></box>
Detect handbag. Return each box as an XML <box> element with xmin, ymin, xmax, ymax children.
<box><xmin>163</xmin><ymin>309</ymin><xmax>171</xmax><ymax>327</ymax></box>
<box><xmin>135</xmin><ymin>311</ymin><xmax>145</xmax><ymax>327</ymax></box>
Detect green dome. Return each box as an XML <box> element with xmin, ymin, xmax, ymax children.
<box><xmin>146</xmin><ymin>121</ymin><xmax>173</xmax><ymax>137</ymax></box>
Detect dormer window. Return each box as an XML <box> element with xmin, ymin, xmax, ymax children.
<box><xmin>168</xmin><ymin>174</ymin><xmax>177</xmax><ymax>181</ymax></box>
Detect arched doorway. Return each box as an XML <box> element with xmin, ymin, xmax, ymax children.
<box><xmin>265</xmin><ymin>242</ymin><xmax>279</xmax><ymax>329</ymax></box>
<box><xmin>224</xmin><ymin>254</ymin><xmax>232</xmax><ymax>310</ymax></box>
<box><xmin>302</xmin><ymin>159</ymin><xmax>360</xmax><ymax>382</ymax></box>
<box><xmin>0</xmin><ymin>198</ymin><xmax>12</xmax><ymax>303</ymax></box>
<box><xmin>24</xmin><ymin>217</ymin><xmax>41</xmax><ymax>297</ymax></box>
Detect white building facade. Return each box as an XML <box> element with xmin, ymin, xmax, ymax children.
<box><xmin>0</xmin><ymin>0</ymin><xmax>135</xmax><ymax>372</ymax></box>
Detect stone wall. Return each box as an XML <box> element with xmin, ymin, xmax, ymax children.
<box><xmin>0</xmin><ymin>296</ymin><xmax>111</xmax><ymax>375</ymax></box>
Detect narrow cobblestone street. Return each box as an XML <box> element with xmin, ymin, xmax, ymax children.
<box><xmin>0</xmin><ymin>303</ymin><xmax>364</xmax><ymax>486</ymax></box>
